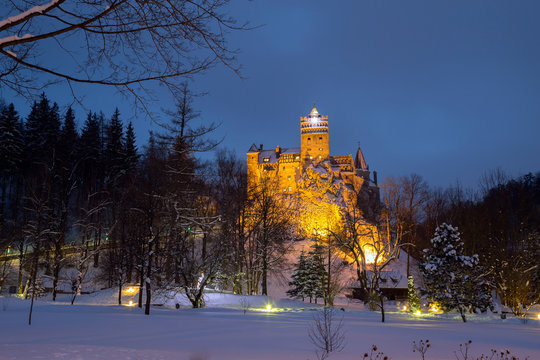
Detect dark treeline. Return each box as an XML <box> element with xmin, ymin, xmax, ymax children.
<box><xmin>393</xmin><ymin>171</ymin><xmax>540</xmax><ymax>316</ymax></box>
<box><xmin>0</xmin><ymin>91</ymin><xmax>266</xmax><ymax>314</ymax></box>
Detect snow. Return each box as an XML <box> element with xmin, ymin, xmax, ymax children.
<box><xmin>0</xmin><ymin>0</ymin><xmax>62</xmax><ymax>29</ymax></box>
<box><xmin>0</xmin><ymin>291</ymin><xmax>538</xmax><ymax>360</ymax></box>
<box><xmin>0</xmin><ymin>33</ymin><xmax>33</xmax><ymax>46</ymax></box>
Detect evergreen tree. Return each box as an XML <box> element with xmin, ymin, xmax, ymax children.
<box><xmin>407</xmin><ymin>275</ymin><xmax>421</xmax><ymax>313</ymax></box>
<box><xmin>0</xmin><ymin>103</ymin><xmax>23</xmax><ymax>175</ymax></box>
<box><xmin>307</xmin><ymin>241</ymin><xmax>326</xmax><ymax>303</ymax></box>
<box><xmin>104</xmin><ymin>108</ymin><xmax>125</xmax><ymax>180</ymax></box>
<box><xmin>58</xmin><ymin>107</ymin><xmax>79</xmax><ymax>170</ymax></box>
<box><xmin>24</xmin><ymin>93</ymin><xmax>60</xmax><ymax>166</ymax></box>
<box><xmin>420</xmin><ymin>223</ymin><xmax>492</xmax><ymax>322</ymax></box>
<box><xmin>0</xmin><ymin>103</ymin><xmax>23</xmax><ymax>220</ymax></box>
<box><xmin>123</xmin><ymin>121</ymin><xmax>139</xmax><ymax>173</ymax></box>
<box><xmin>78</xmin><ymin>112</ymin><xmax>102</xmax><ymax>192</ymax></box>
<box><xmin>50</xmin><ymin>107</ymin><xmax>79</xmax><ymax>301</ymax></box>
<box><xmin>287</xmin><ymin>251</ymin><xmax>309</xmax><ymax>300</ymax></box>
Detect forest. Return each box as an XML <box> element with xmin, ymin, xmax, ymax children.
<box><xmin>0</xmin><ymin>92</ymin><xmax>538</xmax><ymax>318</ymax></box>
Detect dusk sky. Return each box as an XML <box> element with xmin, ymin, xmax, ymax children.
<box><xmin>6</xmin><ymin>0</ymin><xmax>540</xmax><ymax>189</ymax></box>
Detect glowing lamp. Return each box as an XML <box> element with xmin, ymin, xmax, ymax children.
<box><xmin>266</xmin><ymin>304</ymin><xmax>272</xmax><ymax>312</ymax></box>
<box><xmin>402</xmin><ymin>305</ymin><xmax>407</xmax><ymax>311</ymax></box>
<box><xmin>537</xmin><ymin>314</ymin><xmax>540</xmax><ymax>320</ymax></box>
<box><xmin>415</xmin><ymin>310</ymin><xmax>421</xmax><ymax>316</ymax></box>
<box><xmin>129</xmin><ymin>300</ymin><xmax>133</xmax><ymax>306</ymax></box>
<box><xmin>126</xmin><ymin>287</ymin><xmax>135</xmax><ymax>294</ymax></box>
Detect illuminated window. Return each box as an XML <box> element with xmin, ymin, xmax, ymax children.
<box><xmin>287</xmin><ymin>176</ymin><xmax>291</xmax><ymax>181</ymax></box>
<box><xmin>263</xmin><ymin>157</ymin><xmax>270</xmax><ymax>162</ymax></box>
<box><xmin>283</xmin><ymin>187</ymin><xmax>287</xmax><ymax>192</ymax></box>
<box><xmin>288</xmin><ymin>186</ymin><xmax>292</xmax><ymax>192</ymax></box>
<box><xmin>295</xmin><ymin>156</ymin><xmax>300</xmax><ymax>160</ymax></box>
<box><xmin>319</xmin><ymin>148</ymin><xmax>323</xmax><ymax>151</ymax></box>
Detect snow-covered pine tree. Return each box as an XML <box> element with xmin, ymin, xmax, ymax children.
<box><xmin>304</xmin><ymin>241</ymin><xmax>326</xmax><ymax>304</ymax></box>
<box><xmin>407</xmin><ymin>275</ymin><xmax>421</xmax><ymax>313</ymax></box>
<box><xmin>287</xmin><ymin>251</ymin><xmax>308</xmax><ymax>301</ymax></box>
<box><xmin>420</xmin><ymin>223</ymin><xmax>492</xmax><ymax>322</ymax></box>
<box><xmin>28</xmin><ymin>277</ymin><xmax>46</xmax><ymax>298</ymax></box>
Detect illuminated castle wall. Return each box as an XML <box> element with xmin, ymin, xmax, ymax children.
<box><xmin>247</xmin><ymin>106</ymin><xmax>380</xmax><ymax>230</ymax></box>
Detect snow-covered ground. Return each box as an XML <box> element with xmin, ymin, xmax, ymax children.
<box><xmin>0</xmin><ymin>291</ymin><xmax>539</xmax><ymax>360</ymax></box>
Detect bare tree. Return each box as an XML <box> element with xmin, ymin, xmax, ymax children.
<box><xmin>332</xmin><ymin>185</ymin><xmax>406</xmax><ymax>322</ymax></box>
<box><xmin>308</xmin><ymin>307</ymin><xmax>346</xmax><ymax>360</ymax></box>
<box><xmin>245</xmin><ymin>174</ymin><xmax>296</xmax><ymax>295</ymax></box>
<box><xmin>69</xmin><ymin>193</ymin><xmax>109</xmax><ymax>304</ymax></box>
<box><xmin>0</xmin><ymin>0</ymin><xmax>245</xmax><ymax>111</ymax></box>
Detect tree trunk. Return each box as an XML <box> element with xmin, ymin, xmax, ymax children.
<box><xmin>52</xmin><ymin>261</ymin><xmax>60</xmax><ymax>301</ymax></box>
<box><xmin>458</xmin><ymin>305</ymin><xmax>467</xmax><ymax>323</ymax></box>
<box><xmin>118</xmin><ymin>280</ymin><xmax>122</xmax><ymax>305</ymax></box>
<box><xmin>380</xmin><ymin>295</ymin><xmax>385</xmax><ymax>323</ymax></box>
<box><xmin>138</xmin><ymin>266</ymin><xmax>144</xmax><ymax>308</ymax></box>
<box><xmin>144</xmin><ymin>238</ymin><xmax>153</xmax><ymax>315</ymax></box>
<box><xmin>17</xmin><ymin>250</ymin><xmax>24</xmax><ymax>294</ymax></box>
<box><xmin>28</xmin><ymin>241</ymin><xmax>41</xmax><ymax>326</ymax></box>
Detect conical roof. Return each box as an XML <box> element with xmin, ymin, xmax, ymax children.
<box><xmin>355</xmin><ymin>143</ymin><xmax>369</xmax><ymax>170</ymax></box>
<box><xmin>309</xmin><ymin>106</ymin><xmax>320</xmax><ymax>117</ymax></box>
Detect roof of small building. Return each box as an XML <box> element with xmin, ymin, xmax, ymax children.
<box><xmin>257</xmin><ymin>147</ymin><xmax>300</xmax><ymax>163</ymax></box>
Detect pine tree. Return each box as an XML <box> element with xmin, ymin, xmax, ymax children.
<box><xmin>407</xmin><ymin>275</ymin><xmax>421</xmax><ymax>313</ymax></box>
<box><xmin>78</xmin><ymin>112</ymin><xmax>102</xmax><ymax>191</ymax></box>
<box><xmin>0</xmin><ymin>103</ymin><xmax>23</xmax><ymax>221</ymax></box>
<box><xmin>0</xmin><ymin>103</ymin><xmax>23</xmax><ymax>175</ymax></box>
<box><xmin>420</xmin><ymin>223</ymin><xmax>492</xmax><ymax>322</ymax></box>
<box><xmin>24</xmin><ymin>93</ymin><xmax>60</xmax><ymax>166</ymax></box>
<box><xmin>58</xmin><ymin>107</ymin><xmax>78</xmax><ymax>170</ymax></box>
<box><xmin>104</xmin><ymin>108</ymin><xmax>125</xmax><ymax>184</ymax></box>
<box><xmin>123</xmin><ymin>121</ymin><xmax>139</xmax><ymax>173</ymax></box>
<box><xmin>304</xmin><ymin>241</ymin><xmax>326</xmax><ymax>303</ymax></box>
<box><xmin>287</xmin><ymin>251</ymin><xmax>309</xmax><ymax>300</ymax></box>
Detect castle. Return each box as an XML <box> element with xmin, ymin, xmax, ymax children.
<box><xmin>247</xmin><ymin>106</ymin><xmax>380</xmax><ymax>228</ymax></box>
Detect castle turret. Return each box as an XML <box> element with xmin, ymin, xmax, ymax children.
<box><xmin>300</xmin><ymin>105</ymin><xmax>329</xmax><ymax>162</ymax></box>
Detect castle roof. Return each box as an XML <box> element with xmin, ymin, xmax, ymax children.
<box><xmin>247</xmin><ymin>143</ymin><xmax>259</xmax><ymax>153</ymax></box>
<box><xmin>309</xmin><ymin>106</ymin><xmax>320</xmax><ymax>117</ymax></box>
<box><xmin>355</xmin><ymin>143</ymin><xmax>369</xmax><ymax>170</ymax></box>
<box><xmin>257</xmin><ymin>147</ymin><xmax>300</xmax><ymax>164</ymax></box>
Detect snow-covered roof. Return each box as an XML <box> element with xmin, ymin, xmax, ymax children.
<box><xmin>258</xmin><ymin>147</ymin><xmax>300</xmax><ymax>163</ymax></box>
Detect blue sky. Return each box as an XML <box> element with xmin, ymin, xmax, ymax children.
<box><xmin>4</xmin><ymin>0</ymin><xmax>540</xmax><ymax>189</ymax></box>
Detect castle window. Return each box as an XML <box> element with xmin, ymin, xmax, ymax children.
<box><xmin>307</xmin><ymin>137</ymin><xmax>311</xmax><ymax>141</ymax></box>
<box><xmin>319</xmin><ymin>136</ymin><xmax>322</xmax><ymax>140</ymax></box>
<box><xmin>287</xmin><ymin>176</ymin><xmax>291</xmax><ymax>181</ymax></box>
<box><xmin>319</xmin><ymin>148</ymin><xmax>323</xmax><ymax>151</ymax></box>
<box><xmin>263</xmin><ymin>157</ymin><xmax>270</xmax><ymax>162</ymax></box>
<box><xmin>295</xmin><ymin>155</ymin><xmax>300</xmax><ymax>160</ymax></box>
<box><xmin>283</xmin><ymin>187</ymin><xmax>287</xmax><ymax>192</ymax></box>
<box><xmin>283</xmin><ymin>166</ymin><xmax>285</xmax><ymax>170</ymax></box>
<box><xmin>288</xmin><ymin>186</ymin><xmax>292</xmax><ymax>192</ymax></box>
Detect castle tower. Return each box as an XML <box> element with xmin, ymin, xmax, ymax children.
<box><xmin>300</xmin><ymin>106</ymin><xmax>329</xmax><ymax>161</ymax></box>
